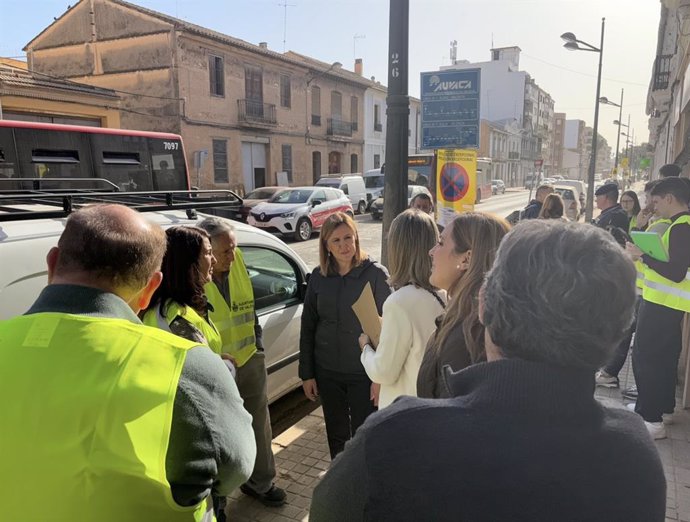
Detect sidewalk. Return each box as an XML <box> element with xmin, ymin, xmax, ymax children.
<box><xmin>228</xmin><ymin>357</ymin><xmax>690</xmax><ymax>522</ymax></box>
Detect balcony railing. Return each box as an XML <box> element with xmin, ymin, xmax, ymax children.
<box><xmin>327</xmin><ymin>117</ymin><xmax>353</xmax><ymax>137</ymax></box>
<box><xmin>653</xmin><ymin>55</ymin><xmax>672</xmax><ymax>91</ymax></box>
<box><xmin>237</xmin><ymin>99</ymin><xmax>277</xmax><ymax>125</ymax></box>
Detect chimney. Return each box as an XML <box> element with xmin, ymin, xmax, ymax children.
<box><xmin>355</xmin><ymin>58</ymin><xmax>363</xmax><ymax>76</ymax></box>
<box><xmin>259</xmin><ymin>42</ymin><xmax>268</xmax><ymax>49</ymax></box>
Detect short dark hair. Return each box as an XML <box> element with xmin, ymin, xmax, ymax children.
<box><xmin>56</xmin><ymin>204</ymin><xmax>166</xmax><ymax>290</ymax></box>
<box><xmin>409</xmin><ymin>193</ymin><xmax>432</xmax><ymax>207</ymax></box>
<box><xmin>482</xmin><ymin>221</ymin><xmax>636</xmax><ymax>369</ymax></box>
<box><xmin>659</xmin><ymin>163</ymin><xmax>681</xmax><ymax>178</ymax></box>
<box><xmin>650</xmin><ymin>177</ymin><xmax>690</xmax><ymax>205</ymax></box>
<box><xmin>146</xmin><ymin>226</ymin><xmax>211</xmax><ymax>314</ymax></box>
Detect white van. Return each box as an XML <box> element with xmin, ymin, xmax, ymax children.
<box><xmin>363</xmin><ymin>168</ymin><xmax>385</xmax><ymax>209</ymax></box>
<box><xmin>0</xmin><ymin>190</ymin><xmax>309</xmax><ymax>404</ymax></box>
<box><xmin>315</xmin><ymin>174</ymin><xmax>368</xmax><ymax>214</ymax></box>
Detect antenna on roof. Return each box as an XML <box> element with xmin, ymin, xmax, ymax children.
<box><xmin>353</xmin><ymin>33</ymin><xmax>366</xmax><ymax>60</ymax></box>
<box><xmin>278</xmin><ymin>2</ymin><xmax>297</xmax><ymax>53</ymax></box>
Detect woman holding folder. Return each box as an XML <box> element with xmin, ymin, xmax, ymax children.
<box><xmin>299</xmin><ymin>212</ymin><xmax>391</xmax><ymax>459</ymax></box>
<box><xmin>358</xmin><ymin>210</ymin><xmax>444</xmax><ymax>409</ymax></box>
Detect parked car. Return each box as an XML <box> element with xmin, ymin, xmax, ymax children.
<box><xmin>491</xmin><ymin>179</ymin><xmax>506</xmax><ymax>195</ymax></box>
<box><xmin>364</xmin><ymin>168</ymin><xmax>385</xmax><ymax>209</ymax></box>
<box><xmin>554</xmin><ymin>185</ymin><xmax>581</xmax><ymax>221</ymax></box>
<box><xmin>0</xmin><ymin>195</ymin><xmax>309</xmax><ymax>404</ymax></box>
<box><xmin>248</xmin><ymin>186</ymin><xmax>353</xmax><ymax>241</ymax></box>
<box><xmin>370</xmin><ymin>185</ymin><xmax>433</xmax><ymax>220</ymax></box>
<box><xmin>315</xmin><ymin>174</ymin><xmax>368</xmax><ymax>214</ymax></box>
<box><xmin>556</xmin><ymin>179</ymin><xmax>587</xmax><ymax>217</ymax></box>
<box><xmin>235</xmin><ymin>186</ymin><xmax>285</xmax><ymax>222</ymax></box>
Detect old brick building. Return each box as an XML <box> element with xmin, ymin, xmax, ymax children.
<box><xmin>25</xmin><ymin>0</ymin><xmax>368</xmax><ymax>192</ymax></box>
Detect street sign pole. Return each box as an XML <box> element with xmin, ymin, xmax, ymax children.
<box><xmin>381</xmin><ymin>0</ymin><xmax>409</xmax><ymax>266</ymax></box>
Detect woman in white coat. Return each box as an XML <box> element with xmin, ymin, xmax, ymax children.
<box><xmin>358</xmin><ymin>209</ymin><xmax>444</xmax><ymax>408</ymax></box>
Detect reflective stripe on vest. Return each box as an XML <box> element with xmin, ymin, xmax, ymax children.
<box><xmin>142</xmin><ymin>300</ymin><xmax>222</xmax><ymax>355</ymax></box>
<box><xmin>642</xmin><ymin>214</ymin><xmax>690</xmax><ymax>312</ymax></box>
<box><xmin>206</xmin><ymin>248</ymin><xmax>257</xmax><ymax>367</ymax></box>
<box><xmin>0</xmin><ymin>313</ymin><xmax>208</xmax><ymax>522</ymax></box>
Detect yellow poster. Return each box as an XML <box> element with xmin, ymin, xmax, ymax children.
<box><xmin>435</xmin><ymin>149</ymin><xmax>477</xmax><ymax>227</ymax></box>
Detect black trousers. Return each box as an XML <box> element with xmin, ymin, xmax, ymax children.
<box><xmin>315</xmin><ymin>368</ymin><xmax>376</xmax><ymax>459</ymax></box>
<box><xmin>632</xmin><ymin>299</ymin><xmax>685</xmax><ymax>422</ymax></box>
<box><xmin>603</xmin><ymin>297</ymin><xmax>641</xmax><ymax>377</ymax></box>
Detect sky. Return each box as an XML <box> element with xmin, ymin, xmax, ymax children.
<box><xmin>0</xmin><ymin>0</ymin><xmax>660</xmax><ymax>152</ymax></box>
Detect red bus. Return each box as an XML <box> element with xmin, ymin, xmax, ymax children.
<box><xmin>0</xmin><ymin>120</ymin><xmax>190</xmax><ymax>192</ymax></box>
<box><xmin>408</xmin><ymin>152</ymin><xmax>492</xmax><ymax>203</ymax></box>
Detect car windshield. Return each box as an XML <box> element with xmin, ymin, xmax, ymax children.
<box><xmin>270</xmin><ymin>189</ymin><xmax>312</xmax><ymax>204</ymax></box>
<box><xmin>246</xmin><ymin>188</ymin><xmax>277</xmax><ymax>199</ymax></box>
<box><xmin>365</xmin><ymin>176</ymin><xmax>384</xmax><ymax>189</ymax></box>
<box><xmin>555</xmin><ymin>188</ymin><xmax>575</xmax><ymax>199</ymax></box>
<box><xmin>315</xmin><ymin>178</ymin><xmax>340</xmax><ymax>188</ymax></box>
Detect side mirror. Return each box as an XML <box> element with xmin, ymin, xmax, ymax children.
<box><xmin>312</xmin><ymin>199</ymin><xmax>323</xmax><ymax>207</ymax></box>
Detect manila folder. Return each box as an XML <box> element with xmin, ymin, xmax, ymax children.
<box><xmin>351</xmin><ymin>282</ymin><xmax>382</xmax><ymax>347</ymax></box>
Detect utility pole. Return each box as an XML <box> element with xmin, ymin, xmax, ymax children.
<box><xmin>381</xmin><ymin>0</ymin><xmax>409</xmax><ymax>266</ymax></box>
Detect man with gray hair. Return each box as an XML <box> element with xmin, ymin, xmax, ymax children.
<box><xmin>197</xmin><ymin>217</ymin><xmax>286</xmax><ymax>510</ymax></box>
<box><xmin>311</xmin><ymin>220</ymin><xmax>666</xmax><ymax>522</ymax></box>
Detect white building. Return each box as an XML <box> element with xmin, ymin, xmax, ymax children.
<box><xmin>356</xmin><ymin>60</ymin><xmax>420</xmax><ymax>172</ymax></box>
<box><xmin>439</xmin><ymin>46</ymin><xmax>555</xmax><ymax>183</ymax></box>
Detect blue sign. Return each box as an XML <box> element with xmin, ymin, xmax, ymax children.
<box><xmin>420</xmin><ymin>69</ymin><xmax>481</xmax><ymax>149</ymax></box>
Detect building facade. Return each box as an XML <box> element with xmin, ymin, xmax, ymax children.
<box><xmin>439</xmin><ymin>45</ymin><xmax>555</xmax><ymax>185</ymax></box>
<box><xmin>24</xmin><ymin>0</ymin><xmax>369</xmax><ymax>192</ymax></box>
<box><xmin>0</xmin><ymin>58</ymin><xmax>120</xmax><ymax>127</ymax></box>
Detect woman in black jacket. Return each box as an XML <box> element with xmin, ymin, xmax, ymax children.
<box><xmin>299</xmin><ymin>212</ymin><xmax>391</xmax><ymax>459</ymax></box>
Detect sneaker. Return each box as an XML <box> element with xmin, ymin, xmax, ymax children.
<box><xmin>622</xmin><ymin>386</ymin><xmax>638</xmax><ymax>400</ymax></box>
<box><xmin>240</xmin><ymin>484</ymin><xmax>287</xmax><ymax>507</ymax></box>
<box><xmin>645</xmin><ymin>421</ymin><xmax>667</xmax><ymax>440</ymax></box>
<box><xmin>595</xmin><ymin>370</ymin><xmax>619</xmax><ymax>388</ymax></box>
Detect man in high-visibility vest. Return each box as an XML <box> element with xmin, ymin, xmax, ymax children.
<box><xmin>627</xmin><ymin>177</ymin><xmax>690</xmax><ymax>440</ymax></box>
<box><xmin>0</xmin><ymin>204</ymin><xmax>256</xmax><ymax>521</ymax></box>
<box><xmin>198</xmin><ymin>217</ymin><xmax>287</xmax><ymax>510</ymax></box>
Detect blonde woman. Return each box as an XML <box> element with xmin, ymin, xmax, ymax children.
<box><xmin>358</xmin><ymin>209</ymin><xmax>445</xmax><ymax>409</ymax></box>
<box><xmin>299</xmin><ymin>212</ymin><xmax>391</xmax><ymax>459</ymax></box>
<box><xmin>417</xmin><ymin>212</ymin><xmax>511</xmax><ymax>398</ymax></box>
<box><xmin>538</xmin><ymin>193</ymin><xmax>569</xmax><ymax>221</ymax></box>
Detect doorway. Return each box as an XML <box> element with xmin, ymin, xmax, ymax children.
<box><xmin>241</xmin><ymin>142</ymin><xmax>267</xmax><ymax>191</ymax></box>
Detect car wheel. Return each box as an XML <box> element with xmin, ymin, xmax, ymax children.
<box><xmin>346</xmin><ymin>210</ymin><xmax>355</xmax><ymax>218</ymax></box>
<box><xmin>295</xmin><ymin>218</ymin><xmax>312</xmax><ymax>241</ymax></box>
<box><xmin>357</xmin><ymin>201</ymin><xmax>366</xmax><ymax>214</ymax></box>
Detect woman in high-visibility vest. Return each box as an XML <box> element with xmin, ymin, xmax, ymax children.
<box><xmin>141</xmin><ymin>225</ymin><xmax>229</xmax><ymax>520</ymax></box>
<box><xmin>142</xmin><ymin>226</ymin><xmax>222</xmax><ymax>356</ymax></box>
<box><xmin>621</xmin><ymin>190</ymin><xmax>642</xmax><ymax>232</ymax></box>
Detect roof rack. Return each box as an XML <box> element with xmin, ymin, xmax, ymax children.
<box><xmin>0</xmin><ymin>188</ymin><xmax>243</xmax><ymax>222</ymax></box>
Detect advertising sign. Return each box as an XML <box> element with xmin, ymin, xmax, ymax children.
<box><xmin>421</xmin><ymin>69</ymin><xmax>481</xmax><ymax>149</ymax></box>
<box><xmin>435</xmin><ymin>149</ymin><xmax>477</xmax><ymax>227</ymax></box>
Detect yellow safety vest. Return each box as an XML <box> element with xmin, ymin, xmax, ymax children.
<box><xmin>143</xmin><ymin>299</ymin><xmax>222</xmax><ymax>355</ymax></box>
<box><xmin>634</xmin><ymin>218</ymin><xmax>672</xmax><ymax>293</ymax></box>
<box><xmin>0</xmin><ymin>313</ymin><xmax>208</xmax><ymax>522</ymax></box>
<box><xmin>205</xmin><ymin>248</ymin><xmax>257</xmax><ymax>367</ymax></box>
<box><xmin>642</xmin><ymin>214</ymin><xmax>690</xmax><ymax>312</ymax></box>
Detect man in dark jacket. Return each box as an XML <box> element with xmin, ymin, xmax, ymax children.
<box><xmin>521</xmin><ymin>183</ymin><xmax>554</xmax><ymax>219</ymax></box>
<box><xmin>593</xmin><ymin>183</ymin><xmax>630</xmax><ymax>245</ymax></box>
<box><xmin>311</xmin><ymin>221</ymin><xmax>666</xmax><ymax>522</ymax></box>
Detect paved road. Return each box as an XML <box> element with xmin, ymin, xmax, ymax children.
<box><xmin>287</xmin><ymin>189</ymin><xmax>531</xmax><ymax>271</ymax></box>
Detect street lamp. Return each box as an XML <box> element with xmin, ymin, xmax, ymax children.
<box><xmin>561</xmin><ymin>17</ymin><xmax>605</xmax><ymax>222</ymax></box>
<box><xmin>600</xmin><ymin>89</ymin><xmax>624</xmax><ymax>170</ymax></box>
